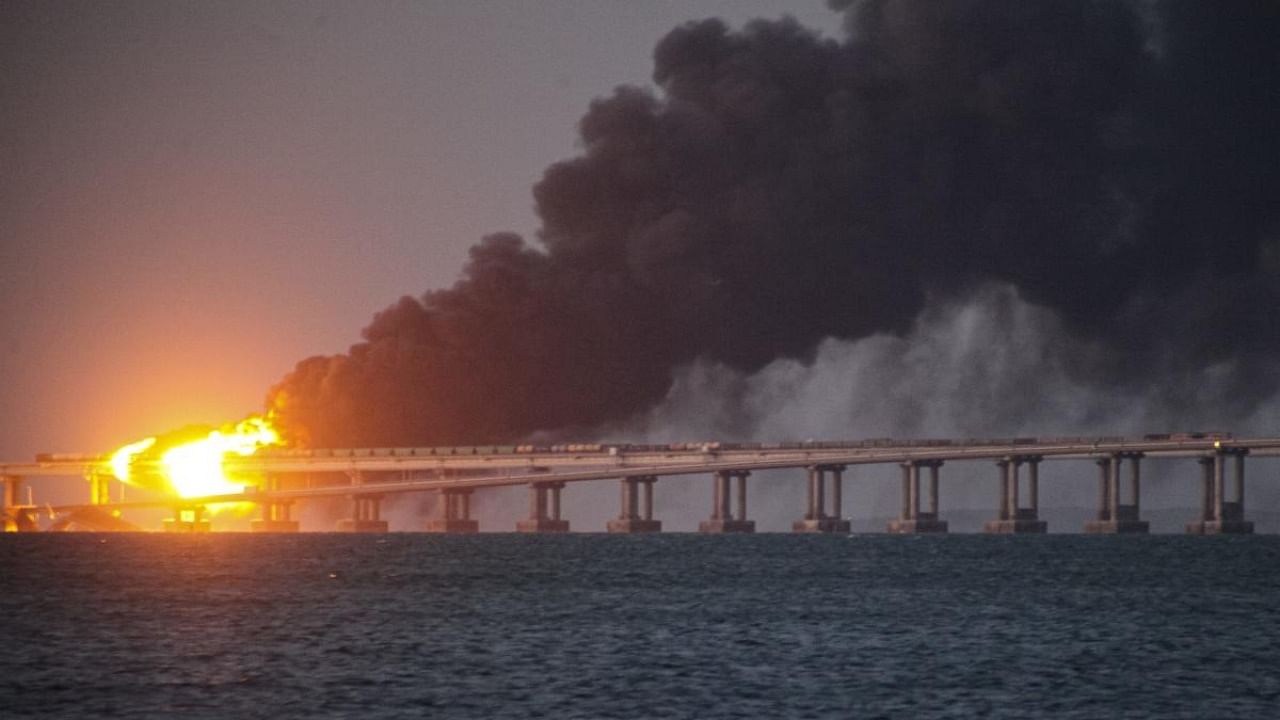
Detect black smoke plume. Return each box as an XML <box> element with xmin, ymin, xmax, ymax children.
<box><xmin>268</xmin><ymin>0</ymin><xmax>1280</xmax><ymax>447</ymax></box>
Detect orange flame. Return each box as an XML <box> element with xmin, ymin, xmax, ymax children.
<box><xmin>105</xmin><ymin>414</ymin><xmax>281</xmax><ymax>516</ymax></box>
<box><xmin>108</xmin><ymin>437</ymin><xmax>156</xmax><ymax>484</ymax></box>
<box><xmin>159</xmin><ymin>416</ymin><xmax>279</xmax><ymax>498</ymax></box>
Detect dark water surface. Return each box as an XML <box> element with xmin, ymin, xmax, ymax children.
<box><xmin>2</xmin><ymin>534</ymin><xmax>1278</xmax><ymax>718</ymax></box>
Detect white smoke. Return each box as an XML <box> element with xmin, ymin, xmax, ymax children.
<box><xmin>582</xmin><ymin>285</ymin><xmax>1280</xmax><ymax>532</ymax></box>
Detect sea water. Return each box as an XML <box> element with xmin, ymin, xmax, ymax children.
<box><xmin>1</xmin><ymin>534</ymin><xmax>1277</xmax><ymax>718</ymax></box>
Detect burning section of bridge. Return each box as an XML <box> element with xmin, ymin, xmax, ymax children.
<box><xmin>105</xmin><ymin>414</ymin><xmax>282</xmax><ymax>529</ymax></box>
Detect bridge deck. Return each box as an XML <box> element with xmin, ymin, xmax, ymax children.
<box><xmin>12</xmin><ymin>435</ymin><xmax>1280</xmax><ymax>512</ymax></box>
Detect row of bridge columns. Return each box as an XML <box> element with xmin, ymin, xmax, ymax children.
<box><xmin>5</xmin><ymin>453</ymin><xmax>1261</xmax><ymax>534</ymax></box>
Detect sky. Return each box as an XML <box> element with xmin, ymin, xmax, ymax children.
<box><xmin>0</xmin><ymin>1</ymin><xmax>843</xmax><ymax>460</ymax></box>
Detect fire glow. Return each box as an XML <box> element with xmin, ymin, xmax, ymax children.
<box><xmin>105</xmin><ymin>415</ymin><xmax>281</xmax><ymax>503</ymax></box>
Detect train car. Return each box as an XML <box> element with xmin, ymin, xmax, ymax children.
<box><xmin>1169</xmin><ymin>431</ymin><xmax>1232</xmax><ymax>440</ymax></box>
<box><xmin>34</xmin><ymin>453</ymin><xmax>105</xmax><ymax>463</ymax></box>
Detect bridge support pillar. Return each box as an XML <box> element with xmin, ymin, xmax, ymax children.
<box><xmin>984</xmin><ymin>456</ymin><xmax>1046</xmax><ymax>534</ymax></box>
<box><xmin>518</xmin><ymin>481</ymin><xmax>569</xmax><ymax>533</ymax></box>
<box><xmin>252</xmin><ymin>501</ymin><xmax>299</xmax><ymax>533</ymax></box>
<box><xmin>89</xmin><ymin>471</ymin><xmax>111</xmax><ymax>506</ymax></box>
<box><xmin>608</xmin><ymin>476</ymin><xmax>661</xmax><ymax>533</ymax></box>
<box><xmin>338</xmin><ymin>494</ymin><xmax>389</xmax><ymax>532</ymax></box>
<box><xmin>427</xmin><ymin>488</ymin><xmax>478</xmax><ymax>533</ymax></box>
<box><xmin>251</xmin><ymin>474</ymin><xmax>299</xmax><ymax>532</ymax></box>
<box><xmin>2</xmin><ymin>475</ymin><xmax>36</xmax><ymax>532</ymax></box>
<box><xmin>793</xmin><ymin>465</ymin><xmax>850</xmax><ymax>533</ymax></box>
<box><xmin>163</xmin><ymin>505</ymin><xmax>211</xmax><ymax>533</ymax></box>
<box><xmin>700</xmin><ymin>471</ymin><xmax>754</xmax><ymax>533</ymax></box>
<box><xmin>1187</xmin><ymin>449</ymin><xmax>1253</xmax><ymax>534</ymax></box>
<box><xmin>1086</xmin><ymin>453</ymin><xmax>1148</xmax><ymax>533</ymax></box>
<box><xmin>889</xmin><ymin>461</ymin><xmax>947</xmax><ymax>533</ymax></box>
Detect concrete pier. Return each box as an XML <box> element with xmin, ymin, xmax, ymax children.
<box><xmin>607</xmin><ymin>476</ymin><xmax>661</xmax><ymax>533</ymax></box>
<box><xmin>1085</xmin><ymin>453</ymin><xmax>1148</xmax><ymax>533</ymax></box>
<box><xmin>1187</xmin><ymin>449</ymin><xmax>1254</xmax><ymax>534</ymax></box>
<box><xmin>163</xmin><ymin>505</ymin><xmax>211</xmax><ymax>533</ymax></box>
<box><xmin>793</xmin><ymin>465</ymin><xmax>851</xmax><ymax>533</ymax></box>
<box><xmin>2</xmin><ymin>475</ymin><xmax>36</xmax><ymax>532</ymax></box>
<box><xmin>88</xmin><ymin>471</ymin><xmax>111</xmax><ymax>506</ymax></box>
<box><xmin>983</xmin><ymin>456</ymin><xmax>1047</xmax><ymax>534</ymax></box>
<box><xmin>252</xmin><ymin>501</ymin><xmax>299</xmax><ymax>532</ymax></box>
<box><xmin>517</xmin><ymin>481</ymin><xmax>569</xmax><ymax>533</ymax></box>
<box><xmin>338</xmin><ymin>493</ymin><xmax>389</xmax><ymax>532</ymax></box>
<box><xmin>428</xmin><ymin>488</ymin><xmax>478</xmax><ymax>533</ymax></box>
<box><xmin>700</xmin><ymin>470</ymin><xmax>755</xmax><ymax>533</ymax></box>
<box><xmin>251</xmin><ymin>474</ymin><xmax>299</xmax><ymax>532</ymax></box>
<box><xmin>888</xmin><ymin>460</ymin><xmax>948</xmax><ymax>533</ymax></box>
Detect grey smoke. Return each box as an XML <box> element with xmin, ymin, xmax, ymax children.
<box><xmin>594</xmin><ymin>286</ymin><xmax>1280</xmax><ymax>531</ymax></box>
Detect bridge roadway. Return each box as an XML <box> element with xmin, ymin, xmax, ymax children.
<box><xmin>3</xmin><ymin>434</ymin><xmax>1277</xmax><ymax>534</ymax></box>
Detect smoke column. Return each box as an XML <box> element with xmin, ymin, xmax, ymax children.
<box><xmin>267</xmin><ymin>0</ymin><xmax>1280</xmax><ymax>448</ymax></box>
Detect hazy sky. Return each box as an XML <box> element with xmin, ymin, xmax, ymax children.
<box><xmin>0</xmin><ymin>1</ymin><xmax>842</xmax><ymax>459</ymax></box>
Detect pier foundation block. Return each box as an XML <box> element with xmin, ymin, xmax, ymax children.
<box><xmin>607</xmin><ymin>518</ymin><xmax>662</xmax><ymax>533</ymax></box>
<box><xmin>516</xmin><ymin>518</ymin><xmax>569</xmax><ymax>533</ymax></box>
<box><xmin>1084</xmin><ymin>519</ymin><xmax>1150</xmax><ymax>534</ymax></box>
<box><xmin>792</xmin><ymin>517</ymin><xmax>851</xmax><ymax>533</ymax></box>
<box><xmin>426</xmin><ymin>518</ymin><xmax>478</xmax><ymax>533</ymax></box>
<box><xmin>337</xmin><ymin>519</ymin><xmax>390</xmax><ymax>533</ymax></box>
<box><xmin>164</xmin><ymin>506</ymin><xmax>211</xmax><ymax>533</ymax></box>
<box><xmin>1185</xmin><ymin>519</ymin><xmax>1255</xmax><ymax>535</ymax></box>
<box><xmin>982</xmin><ymin>516</ymin><xmax>1048</xmax><ymax>534</ymax></box>
<box><xmin>251</xmin><ymin>519</ymin><xmax>301</xmax><ymax>533</ymax></box>
<box><xmin>1085</xmin><ymin>505</ymin><xmax>1148</xmax><ymax>534</ymax></box>
<box><xmin>698</xmin><ymin>519</ymin><xmax>756</xmax><ymax>533</ymax></box>
<box><xmin>887</xmin><ymin>514</ymin><xmax>949</xmax><ymax>534</ymax></box>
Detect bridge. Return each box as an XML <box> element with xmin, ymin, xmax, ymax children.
<box><xmin>2</xmin><ymin>433</ymin><xmax>1274</xmax><ymax>534</ymax></box>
